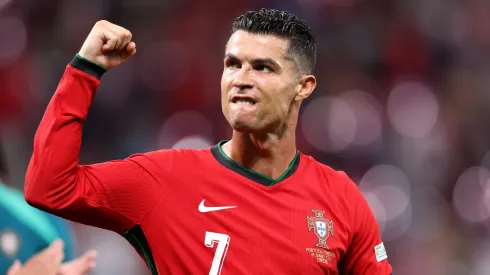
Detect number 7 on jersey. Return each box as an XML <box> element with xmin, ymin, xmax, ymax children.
<box><xmin>204</xmin><ymin>231</ymin><xmax>230</xmax><ymax>275</ymax></box>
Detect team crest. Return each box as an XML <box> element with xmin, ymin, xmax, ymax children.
<box><xmin>307</xmin><ymin>209</ymin><xmax>334</xmax><ymax>249</ymax></box>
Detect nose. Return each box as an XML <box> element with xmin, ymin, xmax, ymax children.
<box><xmin>231</xmin><ymin>67</ymin><xmax>254</xmax><ymax>91</ymax></box>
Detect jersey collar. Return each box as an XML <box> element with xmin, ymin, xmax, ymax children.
<box><xmin>210</xmin><ymin>140</ymin><xmax>300</xmax><ymax>187</ymax></box>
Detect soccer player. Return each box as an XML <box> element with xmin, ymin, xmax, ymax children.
<box><xmin>25</xmin><ymin>9</ymin><xmax>393</xmax><ymax>275</ymax></box>
<box><xmin>0</xmin><ymin>142</ymin><xmax>96</xmax><ymax>274</ymax></box>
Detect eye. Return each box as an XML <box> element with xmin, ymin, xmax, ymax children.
<box><xmin>255</xmin><ymin>64</ymin><xmax>273</xmax><ymax>73</ymax></box>
<box><xmin>225</xmin><ymin>59</ymin><xmax>240</xmax><ymax>69</ymax></box>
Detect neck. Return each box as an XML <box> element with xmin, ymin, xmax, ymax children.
<box><xmin>222</xmin><ymin>121</ymin><xmax>298</xmax><ymax>180</ymax></box>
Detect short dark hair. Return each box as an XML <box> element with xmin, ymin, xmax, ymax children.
<box><xmin>231</xmin><ymin>8</ymin><xmax>316</xmax><ymax>74</ymax></box>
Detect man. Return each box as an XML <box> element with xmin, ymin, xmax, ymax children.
<box><xmin>0</xmin><ymin>142</ymin><xmax>96</xmax><ymax>274</ymax></box>
<box><xmin>25</xmin><ymin>9</ymin><xmax>393</xmax><ymax>274</ymax></box>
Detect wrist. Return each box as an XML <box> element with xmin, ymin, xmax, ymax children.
<box><xmin>75</xmin><ymin>53</ymin><xmax>107</xmax><ymax>70</ymax></box>
<box><xmin>70</xmin><ymin>54</ymin><xmax>107</xmax><ymax>79</ymax></box>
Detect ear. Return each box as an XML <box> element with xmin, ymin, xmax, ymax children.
<box><xmin>294</xmin><ymin>74</ymin><xmax>316</xmax><ymax>101</ymax></box>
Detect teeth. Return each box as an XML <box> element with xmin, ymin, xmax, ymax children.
<box><xmin>235</xmin><ymin>99</ymin><xmax>254</xmax><ymax>105</ymax></box>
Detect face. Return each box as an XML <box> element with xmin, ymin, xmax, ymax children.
<box><xmin>221</xmin><ymin>30</ymin><xmax>301</xmax><ymax>133</ymax></box>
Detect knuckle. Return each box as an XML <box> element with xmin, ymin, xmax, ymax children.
<box><xmin>95</xmin><ymin>20</ymin><xmax>107</xmax><ymax>26</ymax></box>
<box><xmin>118</xmin><ymin>31</ymin><xmax>126</xmax><ymax>39</ymax></box>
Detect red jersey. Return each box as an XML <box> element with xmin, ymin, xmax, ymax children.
<box><xmin>25</xmin><ymin>56</ymin><xmax>393</xmax><ymax>275</ymax></box>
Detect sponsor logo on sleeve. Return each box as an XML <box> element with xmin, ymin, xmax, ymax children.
<box><xmin>374</xmin><ymin>242</ymin><xmax>388</xmax><ymax>262</ymax></box>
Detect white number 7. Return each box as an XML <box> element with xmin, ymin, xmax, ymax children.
<box><xmin>204</xmin><ymin>231</ymin><xmax>230</xmax><ymax>275</ymax></box>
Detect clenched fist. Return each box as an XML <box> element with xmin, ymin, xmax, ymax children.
<box><xmin>78</xmin><ymin>20</ymin><xmax>136</xmax><ymax>70</ymax></box>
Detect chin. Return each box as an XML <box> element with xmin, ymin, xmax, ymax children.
<box><xmin>229</xmin><ymin>118</ymin><xmax>258</xmax><ymax>133</ymax></box>
<box><xmin>231</xmin><ymin>123</ymin><xmax>255</xmax><ymax>133</ymax></box>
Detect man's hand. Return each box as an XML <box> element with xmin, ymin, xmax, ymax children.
<box><xmin>78</xmin><ymin>20</ymin><xmax>136</xmax><ymax>70</ymax></box>
<box><xmin>58</xmin><ymin>250</ymin><xmax>97</xmax><ymax>275</ymax></box>
<box><xmin>6</xmin><ymin>239</ymin><xmax>64</xmax><ymax>275</ymax></box>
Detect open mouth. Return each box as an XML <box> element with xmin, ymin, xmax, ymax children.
<box><xmin>231</xmin><ymin>96</ymin><xmax>256</xmax><ymax>105</ymax></box>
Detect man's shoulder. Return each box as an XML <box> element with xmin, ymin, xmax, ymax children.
<box><xmin>300</xmin><ymin>153</ymin><xmax>352</xmax><ymax>182</ymax></box>
<box><xmin>299</xmin><ymin>153</ymin><xmax>362</xmax><ymax>199</ymax></box>
<box><xmin>139</xmin><ymin>147</ymin><xmax>212</xmax><ymax>160</ymax></box>
<box><xmin>127</xmin><ymin>146</ymin><xmax>209</xmax><ymax>158</ymax></box>
<box><xmin>125</xmin><ymin>147</ymin><xmax>213</xmax><ymax>171</ymax></box>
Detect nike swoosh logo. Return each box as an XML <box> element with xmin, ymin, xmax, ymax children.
<box><xmin>198</xmin><ymin>199</ymin><xmax>237</xmax><ymax>213</ymax></box>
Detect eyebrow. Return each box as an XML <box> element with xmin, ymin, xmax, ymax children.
<box><xmin>224</xmin><ymin>54</ymin><xmax>281</xmax><ymax>69</ymax></box>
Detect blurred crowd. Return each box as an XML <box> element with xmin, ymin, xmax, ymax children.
<box><xmin>2</xmin><ymin>0</ymin><xmax>490</xmax><ymax>274</ymax></box>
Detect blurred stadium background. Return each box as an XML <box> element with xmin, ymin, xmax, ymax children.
<box><xmin>1</xmin><ymin>0</ymin><xmax>490</xmax><ymax>274</ymax></box>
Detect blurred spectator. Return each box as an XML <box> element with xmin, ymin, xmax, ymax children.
<box><xmin>0</xmin><ymin>140</ymin><xmax>97</xmax><ymax>274</ymax></box>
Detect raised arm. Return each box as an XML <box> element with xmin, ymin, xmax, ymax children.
<box><xmin>25</xmin><ymin>21</ymin><xmax>166</xmax><ymax>234</ymax></box>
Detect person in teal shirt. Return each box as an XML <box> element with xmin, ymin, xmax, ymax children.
<box><xmin>0</xmin><ymin>142</ymin><xmax>96</xmax><ymax>275</ymax></box>
<box><xmin>0</xmin><ymin>181</ymin><xmax>78</xmax><ymax>271</ymax></box>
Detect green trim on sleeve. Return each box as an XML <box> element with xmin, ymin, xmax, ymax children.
<box><xmin>75</xmin><ymin>53</ymin><xmax>107</xmax><ymax>70</ymax></box>
<box><xmin>70</xmin><ymin>54</ymin><xmax>107</xmax><ymax>79</ymax></box>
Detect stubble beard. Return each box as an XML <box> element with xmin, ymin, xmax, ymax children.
<box><xmin>228</xmin><ymin>113</ymin><xmax>258</xmax><ymax>133</ymax></box>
